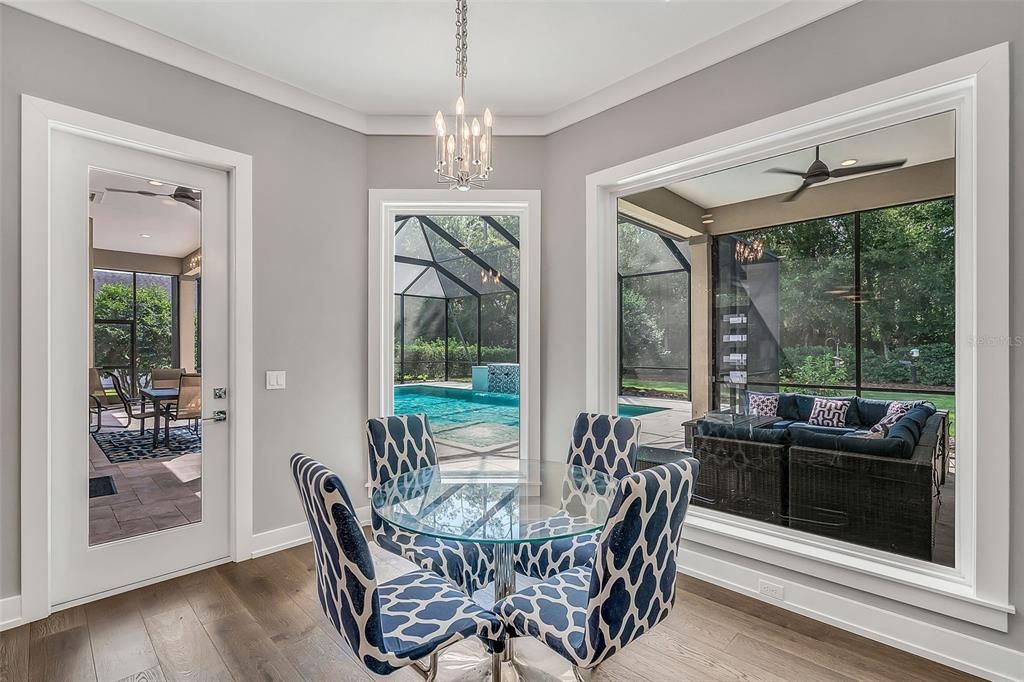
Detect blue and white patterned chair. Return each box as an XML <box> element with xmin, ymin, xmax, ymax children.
<box><xmin>515</xmin><ymin>412</ymin><xmax>641</xmax><ymax>580</ymax></box>
<box><xmin>367</xmin><ymin>415</ymin><xmax>495</xmax><ymax>594</ymax></box>
<box><xmin>289</xmin><ymin>454</ymin><xmax>505</xmax><ymax>678</ymax></box>
<box><xmin>496</xmin><ymin>459</ymin><xmax>699</xmax><ymax>678</ymax></box>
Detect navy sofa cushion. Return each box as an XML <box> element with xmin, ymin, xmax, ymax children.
<box><xmin>788</xmin><ymin>423</ymin><xmax>857</xmax><ymax>437</ymax></box>
<box><xmin>790</xmin><ymin>427</ymin><xmax>909</xmax><ymax>458</ymax></box>
<box><xmin>779</xmin><ymin>393</ymin><xmax>859</xmax><ymax>426</ymax></box>
<box><xmin>769</xmin><ymin>419</ymin><xmax>796</xmax><ymax>430</ymax></box>
<box><xmin>887</xmin><ymin>404</ymin><xmax>936</xmax><ymax>447</ymax></box>
<box><xmin>852</xmin><ymin>397</ymin><xmax>890</xmax><ymax>427</ymax></box>
<box><xmin>697</xmin><ymin>421</ymin><xmax>791</xmax><ymax>445</ymax></box>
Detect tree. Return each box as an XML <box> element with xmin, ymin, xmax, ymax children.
<box><xmin>94</xmin><ymin>280</ymin><xmax>174</xmax><ymax>388</ymax></box>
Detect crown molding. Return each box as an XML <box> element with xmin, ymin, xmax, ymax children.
<box><xmin>5</xmin><ymin>0</ymin><xmax>860</xmax><ymax>137</ymax></box>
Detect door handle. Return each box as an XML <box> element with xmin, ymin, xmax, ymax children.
<box><xmin>202</xmin><ymin>410</ymin><xmax>227</xmax><ymax>422</ymax></box>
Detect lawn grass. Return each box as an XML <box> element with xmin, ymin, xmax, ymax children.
<box><xmin>621</xmin><ymin>379</ymin><xmax>690</xmax><ymax>398</ymax></box>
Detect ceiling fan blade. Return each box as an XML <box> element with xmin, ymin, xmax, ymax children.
<box><xmin>765</xmin><ymin>168</ymin><xmax>807</xmax><ymax>176</ymax></box>
<box><xmin>105</xmin><ymin>188</ymin><xmax>163</xmax><ymax>197</ymax></box>
<box><xmin>830</xmin><ymin>159</ymin><xmax>907</xmax><ymax>178</ymax></box>
<box><xmin>783</xmin><ymin>182</ymin><xmax>810</xmax><ymax>202</ymax></box>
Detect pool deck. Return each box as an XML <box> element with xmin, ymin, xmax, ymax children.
<box><xmin>406</xmin><ymin>381</ymin><xmax>691</xmax><ymax>459</ymax></box>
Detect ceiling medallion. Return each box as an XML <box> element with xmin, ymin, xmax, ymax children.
<box><xmin>434</xmin><ymin>0</ymin><xmax>492</xmax><ymax>191</ymax></box>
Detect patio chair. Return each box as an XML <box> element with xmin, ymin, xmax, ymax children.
<box><xmin>366</xmin><ymin>415</ymin><xmax>495</xmax><ymax>594</ymax></box>
<box><xmin>289</xmin><ymin>453</ymin><xmax>504</xmax><ymax>679</ymax></box>
<box><xmin>107</xmin><ymin>372</ymin><xmax>161</xmax><ymax>434</ymax></box>
<box><xmin>150</xmin><ymin>367</ymin><xmax>185</xmax><ymax>389</ymax></box>
<box><xmin>165</xmin><ymin>373</ymin><xmax>202</xmax><ymax>433</ymax></box>
<box><xmin>496</xmin><ymin>459</ymin><xmax>699</xmax><ymax>680</ymax></box>
<box><xmin>89</xmin><ymin>368</ymin><xmax>121</xmax><ymax>433</ymax></box>
<box><xmin>515</xmin><ymin>412</ymin><xmax>641</xmax><ymax>580</ymax></box>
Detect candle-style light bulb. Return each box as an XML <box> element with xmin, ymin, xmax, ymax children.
<box><xmin>434</xmin><ymin>111</ymin><xmax>446</xmax><ymax>136</ymax></box>
<box><xmin>456</xmin><ymin>96</ymin><xmax>465</xmax><ymax>115</ymax></box>
<box><xmin>471</xmin><ymin>118</ymin><xmax>481</xmax><ymax>137</ymax></box>
<box><xmin>484</xmin><ymin>108</ymin><xmax>493</xmax><ymax>128</ymax></box>
<box><xmin>447</xmin><ymin>135</ymin><xmax>455</xmax><ymax>154</ymax></box>
<box><xmin>462</xmin><ymin>121</ymin><xmax>470</xmax><ymax>140</ymax></box>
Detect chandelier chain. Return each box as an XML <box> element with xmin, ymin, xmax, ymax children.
<box><xmin>455</xmin><ymin>0</ymin><xmax>468</xmax><ymax>80</ymax></box>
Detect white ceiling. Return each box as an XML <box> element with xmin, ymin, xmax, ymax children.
<box><xmin>667</xmin><ymin>111</ymin><xmax>956</xmax><ymax>208</ymax></box>
<box><xmin>9</xmin><ymin>0</ymin><xmax>861</xmax><ymax>134</ymax></box>
<box><xmin>90</xmin><ymin>169</ymin><xmax>201</xmax><ymax>258</ymax></box>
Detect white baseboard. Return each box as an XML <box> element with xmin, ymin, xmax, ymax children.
<box><xmin>1</xmin><ymin>595</ymin><xmax>24</xmax><ymax>631</ymax></box>
<box><xmin>679</xmin><ymin>550</ymin><xmax>1024</xmax><ymax>682</ymax></box>
<box><xmin>250</xmin><ymin>522</ymin><xmax>311</xmax><ymax>558</ymax></box>
<box><xmin>249</xmin><ymin>507</ymin><xmax>370</xmax><ymax>559</ymax></box>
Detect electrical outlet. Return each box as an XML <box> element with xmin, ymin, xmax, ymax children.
<box><xmin>758</xmin><ymin>579</ymin><xmax>785</xmax><ymax>601</ymax></box>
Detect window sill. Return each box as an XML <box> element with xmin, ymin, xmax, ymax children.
<box><xmin>683</xmin><ymin>509</ymin><xmax>1014</xmax><ymax>630</ymax></box>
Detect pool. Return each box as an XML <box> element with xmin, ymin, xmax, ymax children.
<box><xmin>393</xmin><ymin>384</ymin><xmax>666</xmax><ymax>448</ymax></box>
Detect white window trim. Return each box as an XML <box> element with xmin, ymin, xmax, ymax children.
<box><xmin>19</xmin><ymin>95</ymin><xmax>255</xmax><ymax>623</ymax></box>
<box><xmin>367</xmin><ymin>189</ymin><xmax>542</xmax><ymax>475</ymax></box>
<box><xmin>585</xmin><ymin>45</ymin><xmax>1012</xmax><ymax>629</ymax></box>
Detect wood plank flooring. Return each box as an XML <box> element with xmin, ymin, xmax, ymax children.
<box><xmin>0</xmin><ymin>543</ymin><xmax>978</xmax><ymax>682</ymax></box>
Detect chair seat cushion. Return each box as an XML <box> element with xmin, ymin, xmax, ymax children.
<box><xmin>495</xmin><ymin>566</ymin><xmax>591</xmax><ymax>664</ymax></box>
<box><xmin>374</xmin><ymin>515</ymin><xmax>494</xmax><ymax>593</ymax></box>
<box><xmin>378</xmin><ymin>569</ymin><xmax>504</xmax><ymax>659</ymax></box>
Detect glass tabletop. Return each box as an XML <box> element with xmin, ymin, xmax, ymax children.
<box><xmin>371</xmin><ymin>461</ymin><xmax>618</xmax><ymax>544</ymax></box>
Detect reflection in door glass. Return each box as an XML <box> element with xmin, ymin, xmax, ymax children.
<box><xmin>88</xmin><ymin>169</ymin><xmax>203</xmax><ymax>545</ymax></box>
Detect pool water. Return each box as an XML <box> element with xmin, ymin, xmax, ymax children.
<box><xmin>393</xmin><ymin>384</ymin><xmax>666</xmax><ymax>448</ymax></box>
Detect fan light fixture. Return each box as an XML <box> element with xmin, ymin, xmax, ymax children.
<box><xmin>434</xmin><ymin>0</ymin><xmax>493</xmax><ymax>191</ymax></box>
<box><xmin>139</xmin><ymin>233</ymin><xmax>152</xmax><ymax>238</ymax></box>
<box><xmin>148</xmin><ymin>180</ymin><xmax>164</xmax><ymax>186</ymax></box>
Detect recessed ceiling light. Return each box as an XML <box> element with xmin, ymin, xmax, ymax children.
<box><xmin>148</xmin><ymin>180</ymin><xmax>164</xmax><ymax>186</ymax></box>
<box><xmin>139</xmin><ymin>233</ymin><xmax>152</xmax><ymax>238</ymax></box>
<box><xmin>840</xmin><ymin>159</ymin><xmax>858</xmax><ymax>166</ymax></box>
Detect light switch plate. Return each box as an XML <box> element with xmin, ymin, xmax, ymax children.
<box><xmin>266</xmin><ymin>370</ymin><xmax>286</xmax><ymax>390</ymax></box>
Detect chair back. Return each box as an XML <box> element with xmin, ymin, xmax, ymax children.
<box><xmin>365</xmin><ymin>415</ymin><xmax>439</xmax><ymax>491</ymax></box>
<box><xmin>89</xmin><ymin>368</ymin><xmax>109</xmax><ymax>403</ymax></box>
<box><xmin>583</xmin><ymin>458</ymin><xmax>699</xmax><ymax>666</ymax></box>
<box><xmin>289</xmin><ymin>454</ymin><xmax>394</xmax><ymax>671</ymax></box>
<box><xmin>107</xmin><ymin>373</ymin><xmax>134</xmax><ymax>412</ymax></box>
<box><xmin>176</xmin><ymin>373</ymin><xmax>202</xmax><ymax>418</ymax></box>
<box><xmin>566</xmin><ymin>412</ymin><xmax>641</xmax><ymax>479</ymax></box>
<box><xmin>151</xmin><ymin>368</ymin><xmax>184</xmax><ymax>389</ymax></box>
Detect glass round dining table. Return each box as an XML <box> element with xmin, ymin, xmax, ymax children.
<box><xmin>371</xmin><ymin>460</ymin><xmax>619</xmax><ymax>680</ymax></box>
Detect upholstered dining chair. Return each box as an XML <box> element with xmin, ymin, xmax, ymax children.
<box><xmin>289</xmin><ymin>453</ymin><xmax>504</xmax><ymax>679</ymax></box>
<box><xmin>107</xmin><ymin>372</ymin><xmax>161</xmax><ymax>434</ymax></box>
<box><xmin>496</xmin><ymin>459</ymin><xmax>699</xmax><ymax>680</ymax></box>
<box><xmin>515</xmin><ymin>412</ymin><xmax>642</xmax><ymax>580</ymax></box>
<box><xmin>366</xmin><ymin>415</ymin><xmax>494</xmax><ymax>594</ymax></box>
<box><xmin>166</xmin><ymin>373</ymin><xmax>202</xmax><ymax>433</ymax></box>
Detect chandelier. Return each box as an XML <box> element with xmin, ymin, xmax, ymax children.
<box><xmin>434</xmin><ymin>0</ymin><xmax>493</xmax><ymax>191</ymax></box>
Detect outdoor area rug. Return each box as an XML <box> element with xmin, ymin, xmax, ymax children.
<box><xmin>88</xmin><ymin>475</ymin><xmax>117</xmax><ymax>499</ymax></box>
<box><xmin>92</xmin><ymin>426</ymin><xmax>202</xmax><ymax>464</ymax></box>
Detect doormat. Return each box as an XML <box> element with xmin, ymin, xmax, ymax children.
<box><xmin>92</xmin><ymin>426</ymin><xmax>201</xmax><ymax>464</ymax></box>
<box><xmin>89</xmin><ymin>475</ymin><xmax>117</xmax><ymax>499</ymax></box>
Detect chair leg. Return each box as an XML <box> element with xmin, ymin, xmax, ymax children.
<box><xmin>139</xmin><ymin>415</ymin><xmax>146</xmax><ymax>434</ymax></box>
<box><xmin>411</xmin><ymin>652</ymin><xmax>438</xmax><ymax>682</ymax></box>
<box><xmin>491</xmin><ymin>652</ymin><xmax>501</xmax><ymax>679</ymax></box>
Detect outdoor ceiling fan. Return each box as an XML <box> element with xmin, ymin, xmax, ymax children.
<box><xmin>766</xmin><ymin>146</ymin><xmax>907</xmax><ymax>202</ymax></box>
<box><xmin>104</xmin><ymin>186</ymin><xmax>201</xmax><ymax>210</ymax></box>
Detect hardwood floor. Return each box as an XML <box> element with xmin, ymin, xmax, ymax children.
<box><xmin>0</xmin><ymin>543</ymin><xmax>978</xmax><ymax>682</ymax></box>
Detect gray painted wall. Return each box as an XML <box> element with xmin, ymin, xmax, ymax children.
<box><xmin>538</xmin><ymin>0</ymin><xmax>1022</xmax><ymax>652</ymax></box>
<box><xmin>2</xmin><ymin>0</ymin><xmax>1021</xmax><ymax>656</ymax></box>
<box><xmin>0</xmin><ymin>7</ymin><xmax>368</xmax><ymax>597</ymax></box>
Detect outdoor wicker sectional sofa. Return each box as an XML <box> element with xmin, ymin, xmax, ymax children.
<box><xmin>691</xmin><ymin>394</ymin><xmax>949</xmax><ymax>562</ymax></box>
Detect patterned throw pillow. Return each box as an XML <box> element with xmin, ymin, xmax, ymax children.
<box><xmin>747</xmin><ymin>392</ymin><xmax>779</xmax><ymax>417</ymax></box>
<box><xmin>868</xmin><ymin>401</ymin><xmax>913</xmax><ymax>434</ymax></box>
<box><xmin>807</xmin><ymin>398</ymin><xmax>850</xmax><ymax>427</ymax></box>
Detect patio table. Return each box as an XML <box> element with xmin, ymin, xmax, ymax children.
<box><xmin>372</xmin><ymin>460</ymin><xmax>618</xmax><ymax>681</ymax></box>
<box><xmin>139</xmin><ymin>386</ymin><xmax>178</xmax><ymax>448</ymax></box>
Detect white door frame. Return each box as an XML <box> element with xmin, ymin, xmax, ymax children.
<box><xmin>584</xmin><ymin>44</ymin><xmax>1011</xmax><ymax>629</ymax></box>
<box><xmin>368</xmin><ymin>189</ymin><xmax>541</xmax><ymax>468</ymax></box>
<box><xmin>20</xmin><ymin>95</ymin><xmax>254</xmax><ymax>622</ymax></box>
